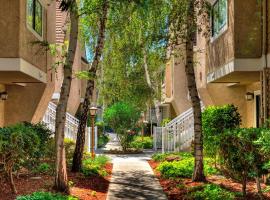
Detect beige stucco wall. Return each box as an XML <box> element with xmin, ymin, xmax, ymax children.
<box><xmin>0</xmin><ymin>0</ymin><xmax>19</xmax><ymax>57</ymax></box>
<box><xmin>1</xmin><ymin>1</ymin><xmax>56</xmax><ymax>126</ymax></box>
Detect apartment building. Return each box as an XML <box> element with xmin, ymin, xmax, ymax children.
<box><xmin>162</xmin><ymin>0</ymin><xmax>269</xmax><ymax>128</ymax></box>
<box><xmin>0</xmin><ymin>0</ymin><xmax>88</xmax><ymax>127</ymax></box>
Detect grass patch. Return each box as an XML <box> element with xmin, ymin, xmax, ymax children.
<box><xmin>16</xmin><ymin>192</ymin><xmax>78</xmax><ymax>200</ymax></box>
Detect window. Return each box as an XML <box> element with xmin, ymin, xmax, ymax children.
<box><xmin>212</xmin><ymin>0</ymin><xmax>227</xmax><ymax>38</ymax></box>
<box><xmin>27</xmin><ymin>0</ymin><xmax>43</xmax><ymax>37</ymax></box>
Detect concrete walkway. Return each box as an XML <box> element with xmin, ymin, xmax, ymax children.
<box><xmin>106</xmin><ymin>153</ymin><xmax>167</xmax><ymax>200</ymax></box>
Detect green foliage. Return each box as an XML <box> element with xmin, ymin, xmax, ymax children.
<box><xmin>82</xmin><ymin>155</ymin><xmax>109</xmax><ymax>177</ymax></box>
<box><xmin>64</xmin><ymin>138</ymin><xmax>76</xmax><ymax>163</ymax></box>
<box><xmin>16</xmin><ymin>192</ymin><xmax>78</xmax><ymax>200</ymax></box>
<box><xmin>0</xmin><ymin>123</ymin><xmax>40</xmax><ymax>171</ymax></box>
<box><xmin>219</xmin><ymin>128</ymin><xmax>269</xmax><ymax>195</ymax></box>
<box><xmin>130</xmin><ymin>136</ymin><xmax>153</xmax><ymax>149</ymax></box>
<box><xmin>187</xmin><ymin>184</ymin><xmax>235</xmax><ymax>200</ymax></box>
<box><xmin>152</xmin><ymin>152</ymin><xmax>193</xmax><ymax>162</ymax></box>
<box><xmin>23</xmin><ymin>122</ymin><xmax>54</xmax><ymax>165</ymax></box>
<box><xmin>33</xmin><ymin>163</ymin><xmax>52</xmax><ymax>174</ymax></box>
<box><xmin>98</xmin><ymin>133</ymin><xmax>109</xmax><ymax>148</ymax></box>
<box><xmin>202</xmin><ymin>105</ymin><xmax>241</xmax><ymax>158</ymax></box>
<box><xmin>156</xmin><ymin>153</ymin><xmax>218</xmax><ymax>178</ymax></box>
<box><xmin>161</xmin><ymin>118</ymin><xmax>171</xmax><ymax>127</ymax></box>
<box><xmin>104</xmin><ymin>102</ymin><xmax>140</xmax><ymax>151</ymax></box>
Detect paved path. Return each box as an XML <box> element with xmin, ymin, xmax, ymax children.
<box><xmin>106</xmin><ymin>153</ymin><xmax>167</xmax><ymax>200</ymax></box>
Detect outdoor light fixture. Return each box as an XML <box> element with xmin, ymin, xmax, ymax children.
<box><xmin>245</xmin><ymin>92</ymin><xmax>254</xmax><ymax>101</ymax></box>
<box><xmin>89</xmin><ymin>106</ymin><xmax>98</xmax><ymax>159</ymax></box>
<box><xmin>0</xmin><ymin>92</ymin><xmax>8</xmax><ymax>100</ymax></box>
<box><xmin>89</xmin><ymin>106</ymin><xmax>98</xmax><ymax>116</ymax></box>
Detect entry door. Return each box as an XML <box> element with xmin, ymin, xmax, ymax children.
<box><xmin>254</xmin><ymin>91</ymin><xmax>261</xmax><ymax>128</ymax></box>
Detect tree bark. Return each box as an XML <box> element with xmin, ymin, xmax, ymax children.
<box><xmin>72</xmin><ymin>0</ymin><xmax>109</xmax><ymax>172</ymax></box>
<box><xmin>54</xmin><ymin>1</ymin><xmax>78</xmax><ymax>192</ymax></box>
<box><xmin>143</xmin><ymin>50</ymin><xmax>161</xmax><ymax>126</ymax></box>
<box><xmin>185</xmin><ymin>0</ymin><xmax>205</xmax><ymax>182</ymax></box>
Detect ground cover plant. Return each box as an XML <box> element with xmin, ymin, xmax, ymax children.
<box><xmin>130</xmin><ymin>136</ymin><xmax>153</xmax><ymax>149</ymax></box>
<box><xmin>82</xmin><ymin>155</ymin><xmax>110</xmax><ymax>177</ymax></box>
<box><xmin>16</xmin><ymin>192</ymin><xmax>78</xmax><ymax>200</ymax></box>
<box><xmin>149</xmin><ymin>152</ymin><xmax>270</xmax><ymax>199</ymax></box>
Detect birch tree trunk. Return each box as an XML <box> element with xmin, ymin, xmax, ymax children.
<box><xmin>143</xmin><ymin>51</ymin><xmax>161</xmax><ymax>126</ymax></box>
<box><xmin>72</xmin><ymin>0</ymin><xmax>109</xmax><ymax>172</ymax></box>
<box><xmin>185</xmin><ymin>0</ymin><xmax>205</xmax><ymax>182</ymax></box>
<box><xmin>54</xmin><ymin>1</ymin><xmax>78</xmax><ymax>192</ymax></box>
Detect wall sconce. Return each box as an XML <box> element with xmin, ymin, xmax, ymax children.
<box><xmin>245</xmin><ymin>92</ymin><xmax>254</xmax><ymax>101</ymax></box>
<box><xmin>0</xmin><ymin>92</ymin><xmax>8</xmax><ymax>101</ymax></box>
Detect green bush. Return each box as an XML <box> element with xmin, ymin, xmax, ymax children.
<box><xmin>23</xmin><ymin>122</ymin><xmax>54</xmax><ymax>163</ymax></box>
<box><xmin>104</xmin><ymin>102</ymin><xmax>141</xmax><ymax>151</ymax></box>
<box><xmin>152</xmin><ymin>152</ymin><xmax>194</xmax><ymax>162</ymax></box>
<box><xmin>16</xmin><ymin>192</ymin><xmax>78</xmax><ymax>200</ymax></box>
<box><xmin>219</xmin><ymin>128</ymin><xmax>269</xmax><ymax>196</ymax></box>
<box><xmin>130</xmin><ymin>136</ymin><xmax>153</xmax><ymax>149</ymax></box>
<box><xmin>157</xmin><ymin>156</ymin><xmax>218</xmax><ymax>178</ymax></box>
<box><xmin>33</xmin><ymin>163</ymin><xmax>52</xmax><ymax>174</ymax></box>
<box><xmin>202</xmin><ymin>105</ymin><xmax>241</xmax><ymax>158</ymax></box>
<box><xmin>82</xmin><ymin>155</ymin><xmax>110</xmax><ymax>177</ymax></box>
<box><xmin>98</xmin><ymin>133</ymin><xmax>109</xmax><ymax>148</ymax></box>
<box><xmin>187</xmin><ymin>184</ymin><xmax>235</xmax><ymax>200</ymax></box>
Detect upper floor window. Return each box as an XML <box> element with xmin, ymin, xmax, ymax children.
<box><xmin>212</xmin><ymin>0</ymin><xmax>227</xmax><ymax>38</ymax></box>
<box><xmin>27</xmin><ymin>0</ymin><xmax>43</xmax><ymax>38</ymax></box>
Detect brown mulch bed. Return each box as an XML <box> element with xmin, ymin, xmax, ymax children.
<box><xmin>0</xmin><ymin>163</ymin><xmax>113</xmax><ymax>200</ymax></box>
<box><xmin>148</xmin><ymin>160</ymin><xmax>270</xmax><ymax>200</ymax></box>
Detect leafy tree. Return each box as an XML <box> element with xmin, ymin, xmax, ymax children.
<box><xmin>72</xmin><ymin>0</ymin><xmax>109</xmax><ymax>172</ymax></box>
<box><xmin>104</xmin><ymin>102</ymin><xmax>141</xmax><ymax>151</ymax></box>
<box><xmin>0</xmin><ymin>124</ymin><xmax>40</xmax><ymax>194</ymax></box>
<box><xmin>168</xmin><ymin>0</ymin><xmax>209</xmax><ymax>181</ymax></box>
<box><xmin>54</xmin><ymin>0</ymin><xmax>79</xmax><ymax>192</ymax></box>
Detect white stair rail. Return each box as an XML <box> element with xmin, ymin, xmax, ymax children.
<box><xmin>42</xmin><ymin>102</ymin><xmax>97</xmax><ymax>152</ymax></box>
<box><xmin>161</xmin><ymin>105</ymin><xmax>204</xmax><ymax>153</ymax></box>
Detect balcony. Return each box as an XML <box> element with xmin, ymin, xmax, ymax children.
<box><xmin>206</xmin><ymin>0</ymin><xmax>263</xmax><ymax>84</ymax></box>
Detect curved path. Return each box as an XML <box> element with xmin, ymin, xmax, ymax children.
<box><xmin>103</xmin><ymin>133</ymin><xmax>167</xmax><ymax>200</ymax></box>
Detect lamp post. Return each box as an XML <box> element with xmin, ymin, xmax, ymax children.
<box><xmin>89</xmin><ymin>106</ymin><xmax>98</xmax><ymax>159</ymax></box>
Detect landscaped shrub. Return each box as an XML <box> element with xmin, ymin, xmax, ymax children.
<box><xmin>202</xmin><ymin>104</ymin><xmax>241</xmax><ymax>159</ymax></box>
<box><xmin>187</xmin><ymin>184</ymin><xmax>235</xmax><ymax>200</ymax></box>
<box><xmin>81</xmin><ymin>155</ymin><xmax>109</xmax><ymax>177</ymax></box>
<box><xmin>104</xmin><ymin>102</ymin><xmax>141</xmax><ymax>151</ymax></box>
<box><xmin>130</xmin><ymin>136</ymin><xmax>153</xmax><ymax>149</ymax></box>
<box><xmin>98</xmin><ymin>133</ymin><xmax>109</xmax><ymax>148</ymax></box>
<box><xmin>219</xmin><ymin>128</ymin><xmax>269</xmax><ymax>197</ymax></box>
<box><xmin>0</xmin><ymin>123</ymin><xmax>40</xmax><ymax>193</ymax></box>
<box><xmin>23</xmin><ymin>122</ymin><xmax>54</xmax><ymax>164</ymax></box>
<box><xmin>32</xmin><ymin>163</ymin><xmax>52</xmax><ymax>174</ymax></box>
<box><xmin>16</xmin><ymin>192</ymin><xmax>78</xmax><ymax>200</ymax></box>
<box><xmin>157</xmin><ymin>155</ymin><xmax>218</xmax><ymax>178</ymax></box>
<box><xmin>152</xmin><ymin>152</ymin><xmax>195</xmax><ymax>162</ymax></box>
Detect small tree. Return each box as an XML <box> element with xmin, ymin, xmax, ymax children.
<box><xmin>0</xmin><ymin>124</ymin><xmax>40</xmax><ymax>194</ymax></box>
<box><xmin>104</xmin><ymin>102</ymin><xmax>141</xmax><ymax>151</ymax></box>
<box><xmin>220</xmin><ymin>128</ymin><xmax>268</xmax><ymax>198</ymax></box>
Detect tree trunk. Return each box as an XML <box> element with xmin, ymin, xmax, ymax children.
<box><xmin>242</xmin><ymin>172</ymin><xmax>247</xmax><ymax>198</ymax></box>
<box><xmin>143</xmin><ymin>50</ymin><xmax>161</xmax><ymax>126</ymax></box>
<box><xmin>72</xmin><ymin>0</ymin><xmax>109</xmax><ymax>172</ymax></box>
<box><xmin>8</xmin><ymin>169</ymin><xmax>17</xmax><ymax>194</ymax></box>
<box><xmin>185</xmin><ymin>0</ymin><xmax>205</xmax><ymax>182</ymax></box>
<box><xmin>54</xmin><ymin>1</ymin><xmax>78</xmax><ymax>192</ymax></box>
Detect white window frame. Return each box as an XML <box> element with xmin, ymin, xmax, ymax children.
<box><xmin>26</xmin><ymin>0</ymin><xmax>44</xmax><ymax>41</ymax></box>
<box><xmin>210</xmin><ymin>0</ymin><xmax>228</xmax><ymax>42</ymax></box>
